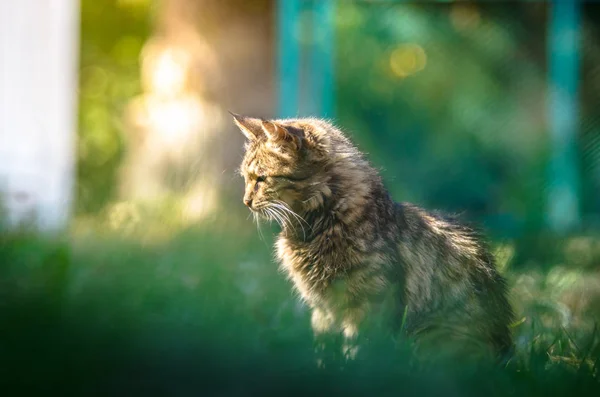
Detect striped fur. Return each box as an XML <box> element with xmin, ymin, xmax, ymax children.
<box><xmin>233</xmin><ymin>115</ymin><xmax>514</xmax><ymax>362</ymax></box>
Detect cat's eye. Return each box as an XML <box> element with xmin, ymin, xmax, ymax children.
<box><xmin>254</xmin><ymin>176</ymin><xmax>266</xmax><ymax>192</ymax></box>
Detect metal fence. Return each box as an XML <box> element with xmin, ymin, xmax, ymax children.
<box><xmin>277</xmin><ymin>0</ymin><xmax>599</xmax><ymax>236</ymax></box>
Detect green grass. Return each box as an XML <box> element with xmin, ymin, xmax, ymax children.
<box><xmin>1</xmin><ymin>207</ymin><xmax>599</xmax><ymax>396</ymax></box>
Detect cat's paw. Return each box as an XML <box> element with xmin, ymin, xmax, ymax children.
<box><xmin>342</xmin><ymin>343</ymin><xmax>359</xmax><ymax>360</ymax></box>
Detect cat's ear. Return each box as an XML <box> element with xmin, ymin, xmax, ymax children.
<box><xmin>261</xmin><ymin>121</ymin><xmax>303</xmax><ymax>150</ymax></box>
<box><xmin>230</xmin><ymin>112</ymin><xmax>263</xmax><ymax>141</ymax></box>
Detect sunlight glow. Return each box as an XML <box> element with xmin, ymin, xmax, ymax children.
<box><xmin>121</xmin><ymin>37</ymin><xmax>224</xmax><ymax>224</ymax></box>
<box><xmin>145</xmin><ymin>47</ymin><xmax>189</xmax><ymax>97</ymax></box>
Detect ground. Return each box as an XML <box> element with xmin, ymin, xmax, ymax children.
<box><xmin>1</xmin><ymin>204</ymin><xmax>599</xmax><ymax>396</ymax></box>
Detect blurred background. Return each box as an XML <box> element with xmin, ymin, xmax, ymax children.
<box><xmin>73</xmin><ymin>0</ymin><xmax>600</xmax><ymax>234</ymax></box>
<box><xmin>1</xmin><ymin>0</ymin><xmax>600</xmax><ymax>395</ymax></box>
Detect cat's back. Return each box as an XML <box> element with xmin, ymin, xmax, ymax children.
<box><xmin>393</xmin><ymin>202</ymin><xmax>514</xmax><ymax>358</ymax></box>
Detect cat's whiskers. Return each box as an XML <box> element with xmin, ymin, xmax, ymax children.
<box><xmin>267</xmin><ymin>207</ymin><xmax>292</xmax><ymax>236</ymax></box>
<box><xmin>272</xmin><ymin>200</ymin><xmax>311</xmax><ymax>228</ymax></box>
<box><xmin>262</xmin><ymin>207</ymin><xmax>275</xmax><ymax>224</ymax></box>
<box><xmin>263</xmin><ymin>206</ymin><xmax>280</xmax><ymax>226</ymax></box>
<box><xmin>252</xmin><ymin>210</ymin><xmax>266</xmax><ymax>243</ymax></box>
<box><xmin>271</xmin><ymin>201</ymin><xmax>309</xmax><ymax>239</ymax></box>
<box><xmin>268</xmin><ymin>205</ymin><xmax>299</xmax><ymax>238</ymax></box>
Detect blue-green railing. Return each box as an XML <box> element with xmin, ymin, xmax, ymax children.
<box><xmin>277</xmin><ymin>0</ymin><xmax>582</xmax><ymax>232</ymax></box>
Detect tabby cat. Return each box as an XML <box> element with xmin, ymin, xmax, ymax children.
<box><xmin>233</xmin><ymin>114</ymin><xmax>514</xmax><ymax>362</ymax></box>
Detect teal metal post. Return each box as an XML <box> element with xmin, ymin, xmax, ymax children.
<box><xmin>310</xmin><ymin>0</ymin><xmax>335</xmax><ymax>118</ymax></box>
<box><xmin>278</xmin><ymin>0</ymin><xmax>301</xmax><ymax>118</ymax></box>
<box><xmin>547</xmin><ymin>0</ymin><xmax>581</xmax><ymax>232</ymax></box>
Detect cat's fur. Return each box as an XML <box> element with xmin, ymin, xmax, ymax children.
<box><xmin>233</xmin><ymin>114</ymin><xmax>514</xmax><ymax>362</ymax></box>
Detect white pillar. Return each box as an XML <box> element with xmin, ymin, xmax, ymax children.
<box><xmin>0</xmin><ymin>0</ymin><xmax>79</xmax><ymax>231</ymax></box>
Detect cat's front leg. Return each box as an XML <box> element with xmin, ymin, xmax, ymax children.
<box><xmin>311</xmin><ymin>307</ymin><xmax>336</xmax><ymax>366</ymax></box>
<box><xmin>341</xmin><ymin>305</ymin><xmax>367</xmax><ymax>360</ymax></box>
<box><xmin>311</xmin><ymin>307</ymin><xmax>335</xmax><ymax>335</ymax></box>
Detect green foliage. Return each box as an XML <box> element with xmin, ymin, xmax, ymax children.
<box><xmin>78</xmin><ymin>0</ymin><xmax>150</xmax><ymax>213</ymax></box>
<box><xmin>1</xmin><ymin>213</ymin><xmax>599</xmax><ymax>395</ymax></box>
<box><xmin>335</xmin><ymin>3</ymin><xmax>550</xmax><ymax>237</ymax></box>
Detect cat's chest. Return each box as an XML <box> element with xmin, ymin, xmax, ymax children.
<box><xmin>276</xmin><ymin>236</ymin><xmax>390</xmax><ymax>308</ymax></box>
<box><xmin>276</xmin><ymin>236</ymin><xmax>343</xmax><ymax>301</ymax></box>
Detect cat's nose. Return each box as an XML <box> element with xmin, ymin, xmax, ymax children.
<box><xmin>244</xmin><ymin>198</ymin><xmax>253</xmax><ymax>208</ymax></box>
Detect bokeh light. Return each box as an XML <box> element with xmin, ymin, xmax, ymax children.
<box><xmin>389</xmin><ymin>43</ymin><xmax>427</xmax><ymax>78</ymax></box>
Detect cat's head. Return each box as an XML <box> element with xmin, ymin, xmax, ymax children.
<box><xmin>232</xmin><ymin>114</ymin><xmax>332</xmax><ymax>218</ymax></box>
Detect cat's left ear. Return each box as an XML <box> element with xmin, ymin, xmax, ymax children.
<box><xmin>230</xmin><ymin>112</ymin><xmax>263</xmax><ymax>141</ymax></box>
<box><xmin>261</xmin><ymin>121</ymin><xmax>303</xmax><ymax>150</ymax></box>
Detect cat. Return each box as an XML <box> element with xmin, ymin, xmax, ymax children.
<box><xmin>232</xmin><ymin>113</ymin><xmax>514</xmax><ymax>363</ymax></box>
